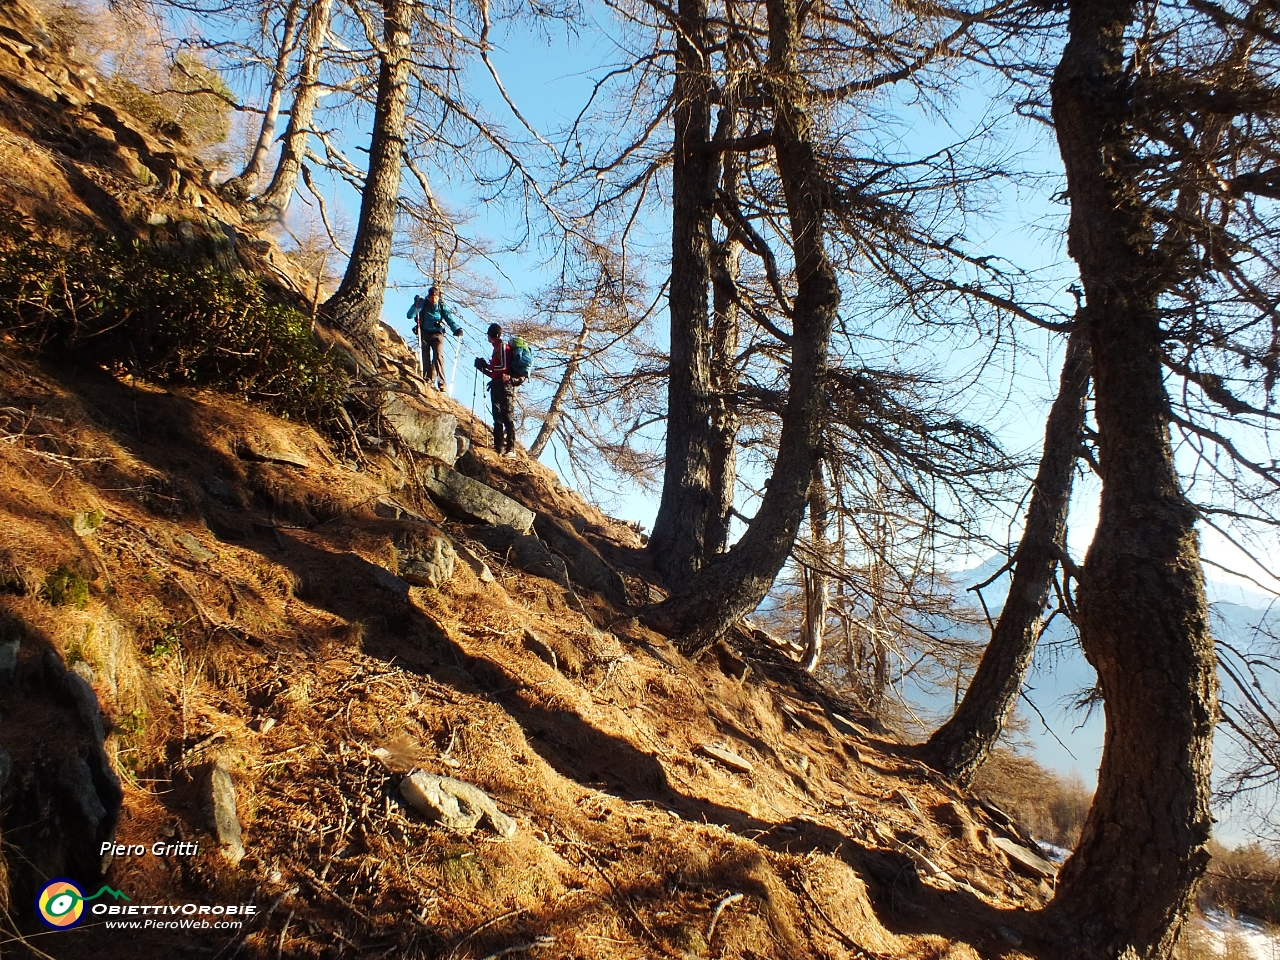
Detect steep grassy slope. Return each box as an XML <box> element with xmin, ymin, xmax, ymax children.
<box><xmin>0</xmin><ymin>3</ymin><xmax>1063</xmax><ymax>958</ymax></box>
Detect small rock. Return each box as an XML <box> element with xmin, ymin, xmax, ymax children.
<box><xmin>71</xmin><ymin>660</ymin><xmax>94</xmax><ymax>684</ymax></box>
<box><xmin>60</xmin><ymin>662</ymin><xmax>106</xmax><ymax>742</ymax></box>
<box><xmin>368</xmin><ymin>563</ymin><xmax>411</xmax><ymax>598</ymax></box>
<box><xmin>698</xmin><ymin>743</ymin><xmax>754</xmax><ymax>774</ymax></box>
<box><xmin>523</xmin><ymin>629</ymin><xmax>559</xmax><ymax>671</ymax></box>
<box><xmin>0</xmin><ymin>637</ymin><xmax>19</xmax><ymax>681</ymax></box>
<box><xmin>452</xmin><ymin>540</ymin><xmax>495</xmax><ymax>583</ymax></box>
<box><xmin>148</xmin><ymin>212</ymin><xmax>169</xmax><ymax>226</ymax></box>
<box><xmin>398</xmin><ymin>536</ymin><xmax>457</xmax><ymax>589</ymax></box>
<box><xmin>471</xmin><ymin>525</ymin><xmax>568</xmax><ymax>585</ymax></box>
<box><xmin>175</xmin><ymin>532</ymin><xmax>216</xmax><ymax>563</ymax></box>
<box><xmin>59</xmin><ymin>755</ymin><xmax>107</xmax><ymax>834</ymax></box>
<box><xmin>997</xmin><ymin>925</ymin><xmax>1025</xmax><ymax>947</ymax></box>
<box><xmin>400</xmin><ymin>769</ymin><xmax>517</xmax><ymax>839</ymax></box>
<box><xmin>71</xmin><ymin>509</ymin><xmax>105</xmax><ymax>536</ymax></box>
<box><xmin>977</xmin><ymin>798</ymin><xmax>1014</xmax><ymax>827</ymax></box>
<box><xmin>202</xmin><ymin>477</ymin><xmax>241</xmax><ymax>509</ymax></box>
<box><xmin>209</xmin><ymin>761</ymin><xmax>246</xmax><ymax>865</ymax></box>
<box><xmin>991</xmin><ymin>836</ymin><xmax>1057</xmax><ymax>880</ymax></box>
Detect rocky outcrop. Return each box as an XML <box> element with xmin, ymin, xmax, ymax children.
<box><xmin>0</xmin><ymin>640</ymin><xmax>122</xmax><ymax>911</ymax></box>
<box><xmin>382</xmin><ymin>398</ymin><xmax>463</xmax><ymax>465</ymax></box>
<box><xmin>533</xmin><ymin>513</ymin><xmax>627</xmax><ymax>606</ymax></box>
<box><xmin>396</xmin><ymin>534</ymin><xmax>457</xmax><ymax>589</ymax></box>
<box><xmin>470</xmin><ymin>524</ymin><xmax>568</xmax><ymax>587</ymax></box>
<box><xmin>423</xmin><ymin>465</ymin><xmax>535</xmax><ymax>533</ymax></box>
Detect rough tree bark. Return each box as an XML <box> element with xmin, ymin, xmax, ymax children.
<box><xmin>252</xmin><ymin>0</ymin><xmax>333</xmax><ymax>219</ymax></box>
<box><xmin>645</xmin><ymin>0</ymin><xmax>837</xmax><ymax>653</ymax></box>
<box><xmin>706</xmin><ymin>98</ymin><xmax>743</xmax><ymax>558</ymax></box>
<box><xmin>1038</xmin><ymin>2</ymin><xmax>1216</xmax><ymax>956</ymax></box>
<box><xmin>706</xmin><ymin>229</ymin><xmax>741</xmax><ymax>556</ymax></box>
<box><xmin>220</xmin><ymin>0</ymin><xmax>304</xmax><ymax>203</ymax></box>
<box><xmin>648</xmin><ymin>0</ymin><xmax>718</xmax><ymax>583</ymax></box>
<box><xmin>321</xmin><ymin>0</ymin><xmax>412</xmax><ymax>353</ymax></box>
<box><xmin>920</xmin><ymin>324</ymin><xmax>1091</xmax><ymax>783</ymax></box>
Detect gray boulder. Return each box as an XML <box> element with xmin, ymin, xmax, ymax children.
<box><xmin>470</xmin><ymin>525</ymin><xmax>568</xmax><ymax>586</ymax></box>
<box><xmin>533</xmin><ymin>513</ymin><xmax>627</xmax><ymax>605</ymax></box>
<box><xmin>400</xmin><ymin>769</ymin><xmax>517</xmax><ymax>839</ymax></box>
<box><xmin>209</xmin><ymin>761</ymin><xmax>246</xmax><ymax>865</ymax></box>
<box><xmin>422</xmin><ymin>465</ymin><xmax>534</xmax><ymax>533</ymax></box>
<box><xmin>397</xmin><ymin>535</ymin><xmax>457</xmax><ymax>589</ymax></box>
<box><xmin>382</xmin><ymin>398</ymin><xmax>462</xmax><ymax>465</ymax></box>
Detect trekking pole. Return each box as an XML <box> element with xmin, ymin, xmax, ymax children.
<box><xmin>470</xmin><ymin>366</ymin><xmax>480</xmax><ymax>445</ymax></box>
<box><xmin>449</xmin><ymin>329</ymin><xmax>460</xmax><ymax>397</ymax></box>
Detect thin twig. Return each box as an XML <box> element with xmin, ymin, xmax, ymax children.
<box><xmin>476</xmin><ymin>937</ymin><xmax>555</xmax><ymax>960</ymax></box>
<box><xmin>705</xmin><ymin>892</ymin><xmax>744</xmax><ymax>942</ymax></box>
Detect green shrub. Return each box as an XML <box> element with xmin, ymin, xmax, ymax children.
<box><xmin>0</xmin><ymin>218</ymin><xmax>347</xmax><ymax>426</ymax></box>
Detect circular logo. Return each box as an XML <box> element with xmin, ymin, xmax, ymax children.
<box><xmin>37</xmin><ymin>879</ymin><xmax>85</xmax><ymax>929</ymax></box>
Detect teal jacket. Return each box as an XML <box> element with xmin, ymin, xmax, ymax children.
<box><xmin>409</xmin><ymin>298</ymin><xmax>461</xmax><ymax>336</ymax></box>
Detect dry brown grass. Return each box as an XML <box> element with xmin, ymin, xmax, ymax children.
<box><xmin>0</xmin><ymin>345</ymin><xmax>1063</xmax><ymax>960</ymax></box>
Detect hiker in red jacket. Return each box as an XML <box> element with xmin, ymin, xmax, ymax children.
<box><xmin>475</xmin><ymin>322</ymin><xmax>517</xmax><ymax>456</ymax></box>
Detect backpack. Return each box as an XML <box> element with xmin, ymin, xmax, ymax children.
<box><xmin>509</xmin><ymin>336</ymin><xmax>534</xmax><ymax>380</ymax></box>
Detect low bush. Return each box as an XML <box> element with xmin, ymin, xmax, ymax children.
<box><xmin>1200</xmin><ymin>841</ymin><xmax>1280</xmax><ymax>925</ymax></box>
<box><xmin>971</xmin><ymin>747</ymin><xmax>1093</xmax><ymax>849</ymax></box>
<box><xmin>0</xmin><ymin>217</ymin><xmax>347</xmax><ymax>425</ymax></box>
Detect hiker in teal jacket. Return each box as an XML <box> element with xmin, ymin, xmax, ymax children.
<box><xmin>407</xmin><ymin>286</ymin><xmax>462</xmax><ymax>391</ymax></box>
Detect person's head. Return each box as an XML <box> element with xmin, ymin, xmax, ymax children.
<box><xmin>427</xmin><ymin>285</ymin><xmax>439</xmax><ymax>304</ymax></box>
<box><xmin>487</xmin><ymin>323</ymin><xmax>502</xmax><ymax>344</ymax></box>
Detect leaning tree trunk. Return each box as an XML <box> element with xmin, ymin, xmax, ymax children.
<box><xmin>707</xmin><ymin>99</ymin><xmax>744</xmax><ymax>558</ymax></box>
<box><xmin>220</xmin><ymin>0</ymin><xmax>304</xmax><ymax>203</ymax></box>
<box><xmin>321</xmin><ymin>0</ymin><xmax>412</xmax><ymax>354</ymax></box>
<box><xmin>530</xmin><ymin>314</ymin><xmax>590</xmax><ymax>459</ymax></box>
<box><xmin>645</xmin><ymin>0</ymin><xmax>837</xmax><ymax>653</ymax></box>
<box><xmin>799</xmin><ymin>459</ymin><xmax>830</xmax><ymax>672</ymax></box>
<box><xmin>921</xmin><ymin>324</ymin><xmax>1091</xmax><ymax>783</ymax></box>
<box><xmin>648</xmin><ymin>0</ymin><xmax>718</xmax><ymax>583</ymax></box>
<box><xmin>253</xmin><ymin>0</ymin><xmax>334</xmax><ymax>219</ymax></box>
<box><xmin>1038</xmin><ymin>3</ymin><xmax>1216</xmax><ymax>957</ymax></box>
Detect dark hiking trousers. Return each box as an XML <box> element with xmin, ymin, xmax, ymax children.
<box><xmin>489</xmin><ymin>380</ymin><xmax>515</xmax><ymax>452</ymax></box>
<box><xmin>422</xmin><ymin>333</ymin><xmax>447</xmax><ymax>389</ymax></box>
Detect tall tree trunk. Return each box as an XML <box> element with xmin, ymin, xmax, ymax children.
<box><xmin>321</xmin><ymin>0</ymin><xmax>412</xmax><ymax>353</ymax></box>
<box><xmin>707</xmin><ymin>101</ymin><xmax>743</xmax><ymax>558</ymax></box>
<box><xmin>253</xmin><ymin>0</ymin><xmax>334</xmax><ymax>219</ymax></box>
<box><xmin>220</xmin><ymin>0</ymin><xmax>304</xmax><ymax>203</ymax></box>
<box><xmin>921</xmin><ymin>325</ymin><xmax>1091</xmax><ymax>783</ymax></box>
<box><xmin>648</xmin><ymin>0</ymin><xmax>717</xmax><ymax>583</ymax></box>
<box><xmin>530</xmin><ymin>315</ymin><xmax>589</xmax><ymax>459</ymax></box>
<box><xmin>799</xmin><ymin>459</ymin><xmax>830</xmax><ymax>672</ymax></box>
<box><xmin>1038</xmin><ymin>3</ymin><xmax>1216</xmax><ymax>956</ymax></box>
<box><xmin>645</xmin><ymin>0</ymin><xmax>837</xmax><ymax>653</ymax></box>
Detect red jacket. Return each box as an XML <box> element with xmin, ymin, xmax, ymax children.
<box><xmin>484</xmin><ymin>342</ymin><xmax>511</xmax><ymax>382</ymax></box>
